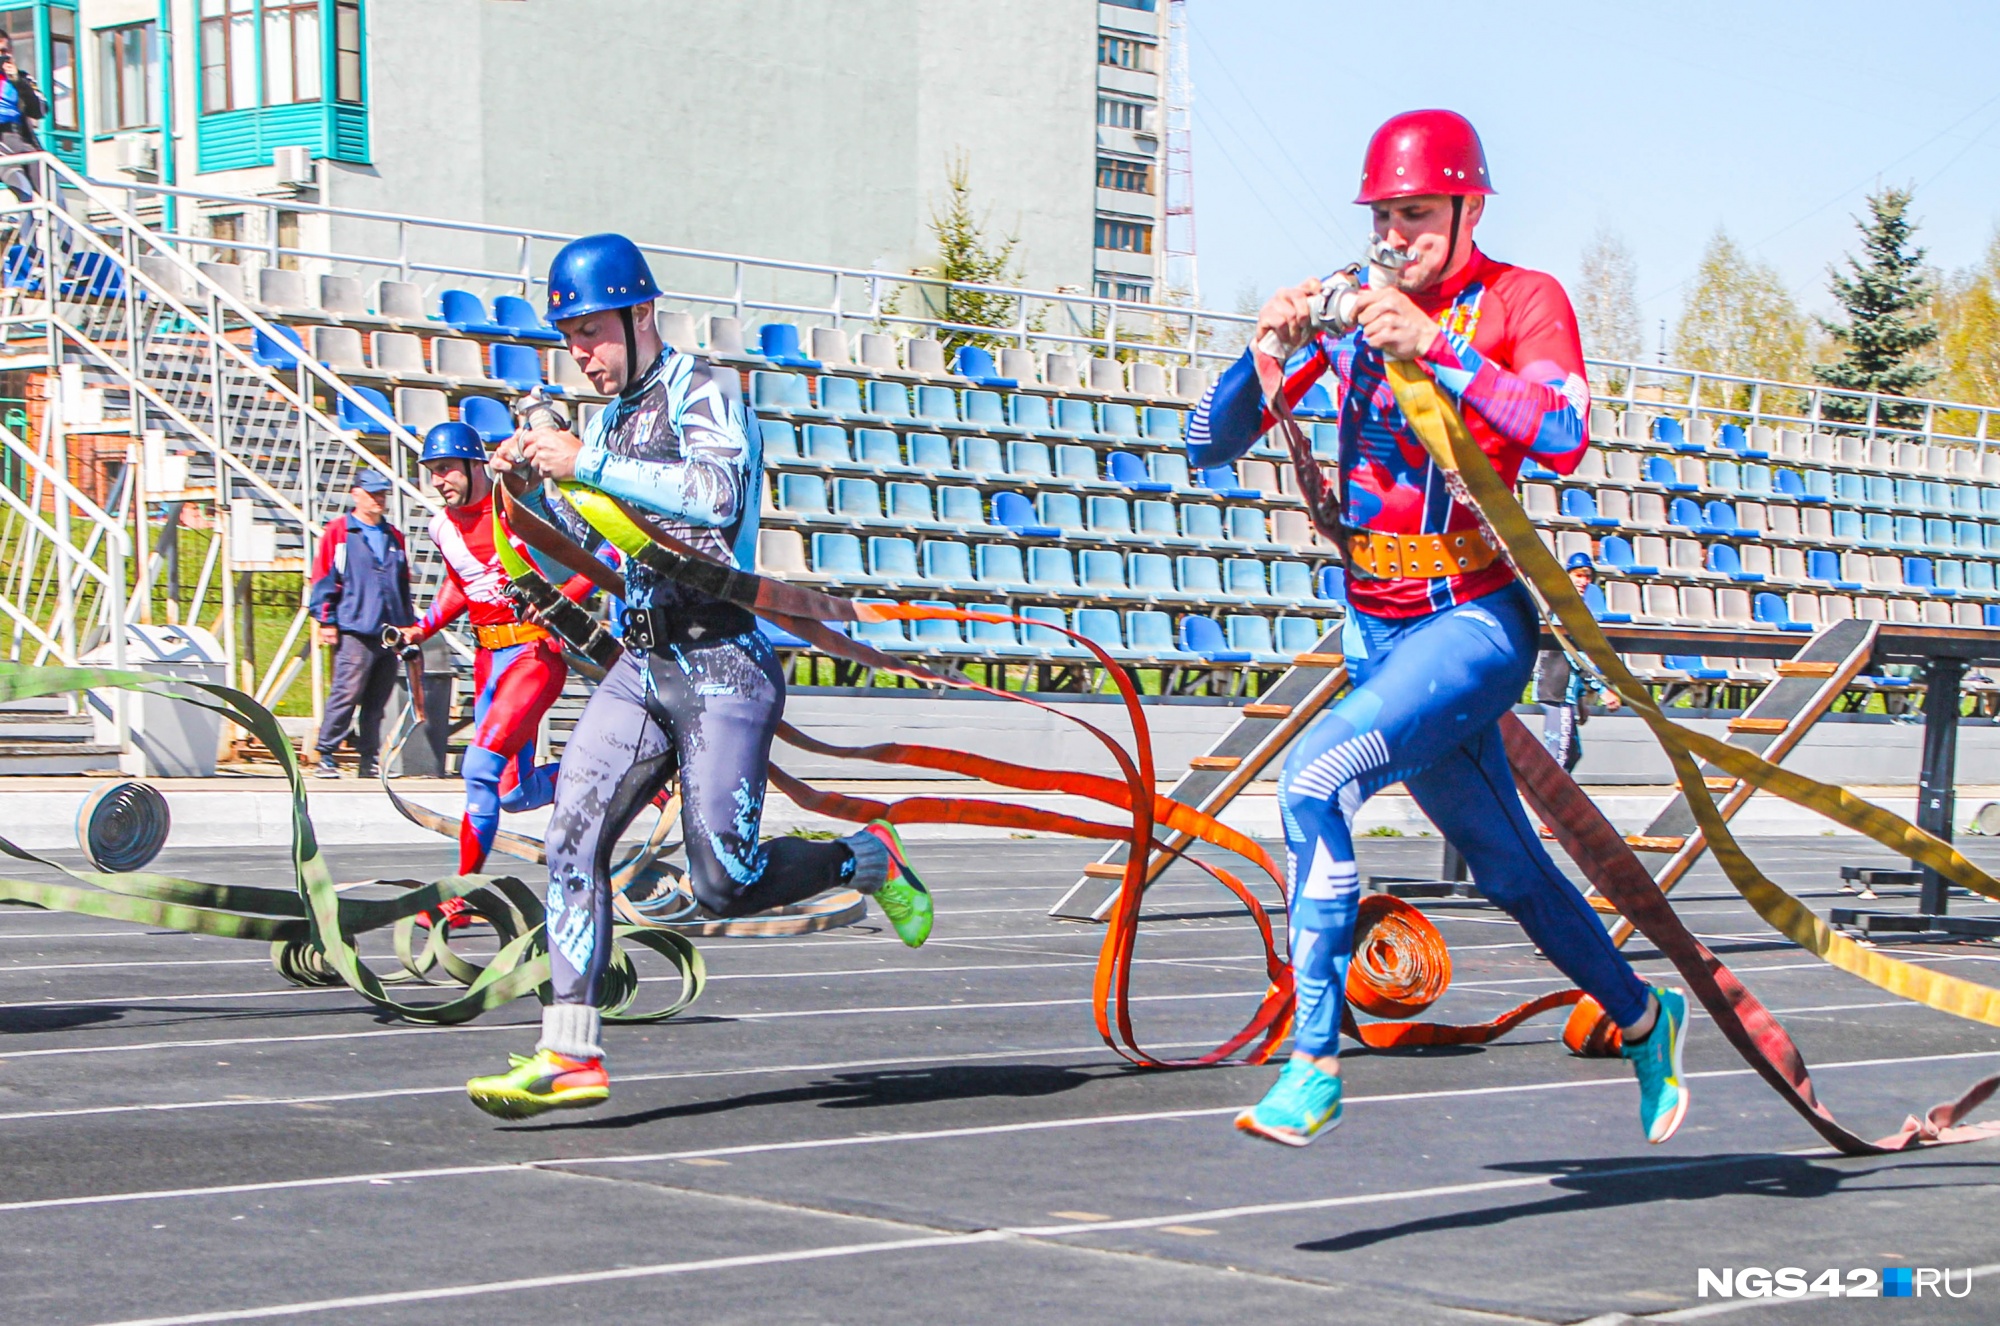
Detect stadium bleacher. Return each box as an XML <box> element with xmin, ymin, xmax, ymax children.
<box><xmin>213</xmin><ymin>256</ymin><xmax>2000</xmax><ymax>684</ymax></box>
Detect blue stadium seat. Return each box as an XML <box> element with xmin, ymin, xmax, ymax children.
<box><xmin>1100</xmin><ymin>403</ymin><xmax>1141</xmax><ymax>439</ymax></box>
<box><xmin>1800</xmin><ymin>469</ymin><xmax>1833</xmax><ymax>502</ymax></box>
<box><xmin>1904</xmin><ymin>557</ymin><xmax>1939</xmax><ymax>591</ymax></box>
<box><xmin>1055</xmin><ymin>398</ymin><xmax>1101</xmax><ymax>438</ymax></box>
<box><xmin>1917</xmin><ymin>479</ymin><xmax>1949</xmax><ymax>513</ymax></box>
<box><xmin>976</xmin><ymin>543</ymin><xmax>1028</xmax><ymax>588</ymax></box>
<box><xmin>1029</xmin><ymin>547</ymin><xmax>1077</xmax><ymax>590</ymax></box>
<box><xmin>1148</xmin><ymin>453</ymin><xmax>1192</xmax><ymax>489</ymax></box>
<box><xmin>1180</xmin><ymin>614</ymin><xmax>1252</xmax><ymax>662</ymax></box>
<box><xmin>1717</xmin><ymin>423</ymin><xmax>1747</xmax><ymax>453</ymax></box>
<box><xmin>1662</xmin><ymin>654</ymin><xmax>1728</xmax><ymax>679</ymax></box>
<box><xmin>336</xmin><ymin>385</ymin><xmax>394</xmax><ymax>437</ymax></box>
<box><xmin>1860</xmin><ymin>513</ymin><xmax>1893</xmax><ymax>546</ymax></box>
<box><xmin>1087</xmin><ymin>496</ymin><xmax>1134</xmax><ymax>538</ymax></box>
<box><xmin>869</xmin><ymin>536</ymin><xmax>920</xmax><ymax>582</ymax></box>
<box><xmin>459</xmin><ymin>394</ymin><xmax>514</xmax><ymax>443</ymax></box>
<box><xmin>1181</xmin><ymin>505</ymin><xmax>1224</xmax><ymax>540</ymax></box>
<box><xmin>833</xmin><ymin>477</ymin><xmax>882</xmax><ymax>519</ymax></box>
<box><xmin>759</xmin><ymin>419</ymin><xmax>800</xmax><ymax>461</ymax></box>
<box><xmin>1987</xmin><ymin>524</ymin><xmax>2000</xmax><ymax>552</ymax></box>
<box><xmin>1134</xmin><ymin>500</ymin><xmax>1178</xmax><ymax>540</ymax></box>
<box><xmin>1037</xmin><ymin>492</ymin><xmax>1085</xmax><ymax>531</ymax></box>
<box><xmin>1196</xmin><ymin>465</ymin><xmax>1258</xmax><ymax>499</ymax></box>
<box><xmin>1310</xmin><ymin>423</ymin><xmax>1340</xmax><ymax>459</ymax></box>
<box><xmin>1143</xmin><ymin>408</ymin><xmax>1186</xmax><ymax>442</ymax></box>
<box><xmin>951</xmin><ymin>345</ymin><xmax>1016</xmax><ymax>387</ymax></box>
<box><xmin>922</xmin><ymin>540</ymin><xmax>976</xmax><ymax>587</ymax></box>
<box><xmin>1224</xmin><ymin>558</ymin><xmax>1272</xmax><ymax>600</ymax></box>
<box><xmin>1225</xmin><ymin>616</ymin><xmax>1287</xmax><ymax>664</ymax></box>
<box><xmin>1707</xmin><ymin>543</ymin><xmax>1762</xmax><ymax>582</ymax></box>
<box><xmin>959</xmin><ymin>437</ymin><xmax>1004</xmax><ymax>476</ymax></box>
<box><xmin>1831</xmin><ymin>510</ymin><xmax>1863</xmax><ymax>542</ymax></box>
<box><xmin>1892</xmin><ymin>478</ymin><xmax>1924</xmax><ymax>510</ymax></box>
<box><xmin>819</xmin><ymin>375</ymin><xmax>866</xmax><ymax>418</ymax></box>
<box><xmin>915</xmin><ymin>385</ymin><xmax>960</xmax><ymax>423</ymax></box>
<box><xmin>1019</xmin><ymin>605</ymin><xmax>1084</xmax><ymax>656</ymax></box>
<box><xmin>855</xmin><ymin>428</ymin><xmax>904</xmax><ymax>468</ymax></box>
<box><xmin>1739</xmin><ymin>463</ymin><xmax>1772</xmax><ymax>495</ymax></box>
<box><xmin>1008</xmin><ymin>441</ymin><xmax>1053</xmax><ymax>477</ymax></box>
<box><xmin>1599</xmin><ymin>535</ymin><xmax>1657</xmax><ymax>575</ymax></box>
<box><xmin>756</xmin><ymin>323</ymin><xmax>819</xmax><ymax>368</ymax></box>
<box><xmin>1011</xmin><ymin>395</ymin><xmax>1052</xmax><ymax>432</ymax></box>
<box><xmin>866</xmin><ymin>381</ymin><xmax>911</xmax><ymax>419</ymax></box>
<box><xmin>886</xmin><ymin>481</ymin><xmax>935</xmax><ymax>523</ymax></box>
<box><xmin>1074</xmin><ymin>609</ymin><xmax>1130</xmax><ymax>657</ymax></box>
<box><xmin>1988</xmin><ymin>605</ymin><xmax>2000</xmax><ymax>628</ymax></box>
<box><xmin>804</xmin><ymin>424</ymin><xmax>852</xmax><ymax>465</ymax></box>
<box><xmin>1317</xmin><ymin>565</ymin><xmax>1347</xmax><ymax>601</ymax></box>
<box><xmin>1708</xmin><ymin>459</ymin><xmax>1740</xmax><ymax>493</ymax></box>
<box><xmin>1668</xmin><ymin>497</ymin><xmax>1703</xmax><ymax>530</ymax></box>
<box><xmin>1582</xmin><ymin>582</ymin><xmax>1629</xmax><ymax>623</ymax></box>
<box><xmin>1055</xmin><ymin>444</ymin><xmax>1101</xmax><ymax>484</ymax></box>
<box><xmin>812</xmin><ymin>533</ymin><xmax>866</xmax><ymax>579</ymax></box>
<box><xmin>1937</xmin><ymin>560</ymin><xmax>1966</xmax><ymax>591</ymax></box>
<box><xmin>1080</xmin><ymin>549</ymin><xmax>1131</xmax><ymax>594</ymax></box>
<box><xmin>1127</xmin><ymin>611</ymin><xmax>1192</xmax><ymax>660</ymax></box>
<box><xmin>1226</xmin><ymin>507</ymin><xmax>1270</xmax><ymax>544</ymax></box>
<box><xmin>1272</xmin><ymin>561</ymin><xmax>1313</xmax><ymax>600</ymax></box>
<box><xmin>1295</xmin><ymin>383</ymin><xmax>1335</xmax><ymax>418</ymax></box>
<box><xmin>909</xmin><ymin>433</ymin><xmax>953</xmax><ymax>471</ymax></box>
<box><xmin>852</xmin><ymin>599</ymin><xmax>911</xmax><ymax>649</ymax></box>
<box><xmin>1562</xmin><ymin>489</ymin><xmax>1618</xmax><ymax>527</ymax></box>
<box><xmin>752</xmin><ymin>370</ymin><xmax>812</xmax><ymax>413</ymax></box>
<box><xmin>1520</xmin><ymin>459</ymin><xmax>1558</xmax><ymax>481</ymax></box>
<box><xmin>1957</xmin><ymin>520</ymin><xmax>1985</xmax><ymax>552</ymax></box>
<box><xmin>1703</xmin><ymin>500</ymin><xmax>1749</xmax><ymax>536</ymax></box>
<box><xmin>965</xmin><ymin>390</ymin><xmax>1018</xmax><ymax>433</ymax></box>
<box><xmin>1985</xmin><ymin>490</ymin><xmax>2000</xmax><ymax>516</ymax></box>
<box><xmin>494</xmin><ymin>294</ymin><xmax>561</xmax><ymax>344</ymax></box>
<box><xmin>1130</xmin><ymin>553</ymin><xmax>1174</xmax><ymax>595</ymax></box>
<box><xmin>439</xmin><ymin>289</ymin><xmax>508</xmax><ymax>336</ymax></box>
<box><xmin>938</xmin><ymin>486</ymin><xmax>989</xmax><ymax>527</ymax></box>
<box><xmin>1925</xmin><ymin>518</ymin><xmax>1956</xmax><ymax>551</ymax></box>
<box><xmin>1654</xmin><ymin>416</ymin><xmax>1690</xmax><ymax>449</ymax></box>
<box><xmin>1968</xmin><ymin>562</ymin><xmax>1997</xmax><ymax>592</ymax></box>
<box><xmin>1176</xmin><ymin>555</ymin><xmax>1223</xmax><ymax>594</ymax></box>
<box><xmin>1864</xmin><ymin>476</ymin><xmax>1895</xmax><ymax>508</ymax></box>
<box><xmin>777</xmin><ymin>473</ymin><xmax>829</xmax><ymax>515</ymax></box>
<box><xmin>1951</xmin><ymin>484</ymin><xmax>1981</xmax><ymax>515</ymax></box>
<box><xmin>1647</xmin><ymin>456</ymin><xmax>1696</xmax><ymax>492</ymax></box>
<box><xmin>1276</xmin><ymin>616</ymin><xmax>1327</xmax><ymax>655</ymax></box>
<box><xmin>910</xmin><ymin>600</ymin><xmax>973</xmax><ymax>653</ymax></box>
<box><xmin>1108</xmin><ymin>450</ymin><xmax>1171</xmax><ymax>492</ymax></box>
<box><xmin>966</xmin><ymin>604</ymin><xmax>1032</xmax><ymax>656</ymax></box>
<box><xmin>253</xmin><ymin>325</ymin><xmax>305</xmax><ymax>370</ymax></box>
<box><xmin>1774</xmin><ymin>469</ymin><xmax>1811</xmax><ymax>502</ymax></box>
<box><xmin>758</xmin><ymin>617</ymin><xmax>810</xmax><ymax>649</ymax></box>
<box><xmin>1892</xmin><ymin>516</ymin><xmax>1923</xmax><ymax>549</ymax></box>
<box><xmin>992</xmin><ymin>491</ymin><xmax>1058</xmax><ymax>537</ymax></box>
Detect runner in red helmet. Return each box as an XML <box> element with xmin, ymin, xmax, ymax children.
<box><xmin>1190</xmin><ymin>110</ymin><xmax>1688</xmax><ymax>1148</ymax></box>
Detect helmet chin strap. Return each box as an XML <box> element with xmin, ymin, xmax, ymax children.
<box><xmin>618</xmin><ymin>306</ymin><xmax>638</xmax><ymax>395</ymax></box>
<box><xmin>1443</xmin><ymin>196</ymin><xmax>1466</xmax><ymax>282</ymax></box>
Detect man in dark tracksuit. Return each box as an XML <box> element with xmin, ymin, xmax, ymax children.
<box><xmin>308</xmin><ymin>470</ymin><xmax>415</xmax><ymax>778</ymax></box>
<box><xmin>465</xmin><ymin>233</ymin><xmax>933</xmax><ymax>1120</ymax></box>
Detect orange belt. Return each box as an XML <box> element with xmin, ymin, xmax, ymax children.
<box><xmin>475</xmin><ymin>620</ymin><xmax>549</xmax><ymax>651</ymax></box>
<box><xmin>1348</xmin><ymin>529</ymin><xmax>1498</xmax><ymax>579</ymax></box>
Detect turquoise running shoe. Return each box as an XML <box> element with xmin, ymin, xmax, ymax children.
<box><xmin>1621</xmin><ymin>986</ymin><xmax>1691</xmax><ymax>1144</ymax></box>
<box><xmin>1235</xmin><ymin>1057</ymin><xmax>1343</xmax><ymax>1147</ymax></box>
<box><xmin>864</xmin><ymin>819</ymin><xmax>932</xmax><ymax>948</ymax></box>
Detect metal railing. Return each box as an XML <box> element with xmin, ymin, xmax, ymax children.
<box><xmin>0</xmin><ymin>406</ymin><xmax>129</xmax><ymax>684</ymax></box>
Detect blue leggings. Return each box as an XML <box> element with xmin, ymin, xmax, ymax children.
<box><xmin>1278</xmin><ymin>581</ymin><xmax>1651</xmax><ymax>1057</ymax></box>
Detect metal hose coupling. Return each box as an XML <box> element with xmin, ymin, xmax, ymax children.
<box><xmin>1255</xmin><ymin>239</ymin><xmax>1415</xmax><ymax>358</ymax></box>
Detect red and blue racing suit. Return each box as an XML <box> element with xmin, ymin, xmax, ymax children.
<box><xmin>1190</xmin><ymin>247</ymin><xmax>1650</xmax><ymax>1056</ymax></box>
<box><xmin>409</xmin><ymin>490</ymin><xmax>590</xmax><ymax>875</ymax></box>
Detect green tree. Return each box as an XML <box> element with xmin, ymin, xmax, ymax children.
<box><xmin>1936</xmin><ymin>227</ymin><xmax>2000</xmax><ymax>407</ymax></box>
<box><xmin>1671</xmin><ymin>229</ymin><xmax>1810</xmax><ymax>402</ymax></box>
<box><xmin>917</xmin><ymin>156</ymin><xmax>1024</xmax><ymax>353</ymax></box>
<box><xmin>1813</xmin><ymin>187</ymin><xmax>1938</xmax><ymax>425</ymax></box>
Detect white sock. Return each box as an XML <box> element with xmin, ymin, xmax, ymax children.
<box><xmin>537</xmin><ymin>1002</ymin><xmax>603</xmax><ymax>1061</ymax></box>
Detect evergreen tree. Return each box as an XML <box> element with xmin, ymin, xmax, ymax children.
<box><xmin>1814</xmin><ymin>187</ymin><xmax>1938</xmax><ymax>425</ymax></box>
<box><xmin>921</xmin><ymin>156</ymin><xmax>1023</xmax><ymax>353</ymax></box>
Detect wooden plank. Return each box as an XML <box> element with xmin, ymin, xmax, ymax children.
<box><xmin>1242</xmin><ymin>703</ymin><xmax>1292</xmax><ymax>719</ymax></box>
<box><xmin>1776</xmin><ymin>660</ymin><xmax>1839</xmax><ymax>677</ymax></box>
<box><xmin>1626</xmin><ymin>835</ymin><xmax>1687</xmax><ymax>852</ymax></box>
<box><xmin>1292</xmin><ymin>653</ymin><xmax>1345</xmax><ymax>667</ymax></box>
<box><xmin>1189</xmin><ymin>755</ymin><xmax>1242</xmax><ymax>770</ymax></box>
<box><xmin>1726</xmin><ymin>717</ymin><xmax>1788</xmax><ymax>734</ymax></box>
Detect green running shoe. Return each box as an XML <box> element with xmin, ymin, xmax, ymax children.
<box><xmin>466</xmin><ymin>1049</ymin><xmax>609</xmax><ymax>1120</ymax></box>
<box><xmin>864</xmin><ymin>819</ymin><xmax>932</xmax><ymax>948</ymax></box>
<box><xmin>1235</xmin><ymin>1056</ymin><xmax>1343</xmax><ymax>1147</ymax></box>
<box><xmin>1620</xmin><ymin>986</ymin><xmax>1691</xmax><ymax>1144</ymax></box>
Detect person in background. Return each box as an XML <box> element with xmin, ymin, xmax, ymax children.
<box><xmin>1535</xmin><ymin>553</ymin><xmax>1621</xmax><ymax>772</ymax></box>
<box><xmin>308</xmin><ymin>470</ymin><xmax>414</xmax><ymax>779</ymax></box>
<box><xmin>0</xmin><ymin>32</ymin><xmax>47</xmax><ymax>255</ymax></box>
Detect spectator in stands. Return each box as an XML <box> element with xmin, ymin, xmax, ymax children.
<box><xmin>308</xmin><ymin>470</ymin><xmax>414</xmax><ymax>779</ymax></box>
<box><xmin>1194</xmin><ymin>111</ymin><xmax>1688</xmax><ymax>1150</ymax></box>
<box><xmin>1534</xmin><ymin>554</ymin><xmax>1621</xmax><ymax>772</ymax></box>
<box><xmin>464</xmin><ymin>233</ymin><xmax>930</xmax><ymax>1120</ymax></box>
<box><xmin>0</xmin><ymin>33</ymin><xmax>47</xmax><ymax>247</ymax></box>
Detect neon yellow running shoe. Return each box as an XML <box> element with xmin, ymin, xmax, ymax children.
<box><xmin>864</xmin><ymin>819</ymin><xmax>932</xmax><ymax>948</ymax></box>
<box><xmin>466</xmin><ymin>1049</ymin><xmax>609</xmax><ymax>1120</ymax></box>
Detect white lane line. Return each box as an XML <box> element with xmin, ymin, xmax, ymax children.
<box><xmin>11</xmin><ymin>1046</ymin><xmax>1996</xmax><ymax>1215</ymax></box>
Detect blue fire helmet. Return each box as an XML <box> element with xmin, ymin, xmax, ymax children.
<box><xmin>1565</xmin><ymin>551</ymin><xmax>1595</xmax><ymax>571</ymax></box>
<box><xmin>420</xmin><ymin>421</ymin><xmax>487</xmax><ymax>466</ymax></box>
<box><xmin>545</xmin><ymin>232</ymin><xmax>659</xmax><ymax>323</ymax></box>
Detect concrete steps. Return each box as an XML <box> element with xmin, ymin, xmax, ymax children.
<box><xmin>0</xmin><ymin>697</ymin><xmax>120</xmax><ymax>774</ymax></box>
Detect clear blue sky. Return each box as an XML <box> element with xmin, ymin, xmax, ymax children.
<box><xmin>1185</xmin><ymin>0</ymin><xmax>2000</xmax><ymax>342</ymax></box>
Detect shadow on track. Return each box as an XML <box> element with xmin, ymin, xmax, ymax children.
<box><xmin>1295</xmin><ymin>1153</ymin><xmax>2000</xmax><ymax>1255</ymax></box>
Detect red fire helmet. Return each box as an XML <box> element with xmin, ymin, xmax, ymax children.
<box><xmin>1354</xmin><ymin>109</ymin><xmax>1495</xmax><ymax>205</ymax></box>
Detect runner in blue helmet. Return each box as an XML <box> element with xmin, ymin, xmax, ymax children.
<box><xmin>469</xmin><ymin>235</ymin><xmax>930</xmax><ymax>1119</ymax></box>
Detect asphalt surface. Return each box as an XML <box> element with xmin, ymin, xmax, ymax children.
<box><xmin>0</xmin><ymin>832</ymin><xmax>1997</xmax><ymax>1325</ymax></box>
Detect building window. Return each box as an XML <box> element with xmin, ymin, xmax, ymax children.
<box><xmin>200</xmin><ymin>0</ymin><xmax>256</xmax><ymax>112</ymax></box>
<box><xmin>47</xmin><ymin>7</ymin><xmax>75</xmax><ymax>131</ymax></box>
<box><xmin>207</xmin><ymin>212</ymin><xmax>242</xmax><ymax>264</ymax></box>
<box><xmin>1097</xmin><ymin>97</ymin><xmax>1147</xmax><ymax>132</ymax></box>
<box><xmin>96</xmin><ymin>23</ymin><xmax>157</xmax><ymax>131</ymax></box>
<box><xmin>1097</xmin><ymin>157</ymin><xmax>1152</xmax><ymax>194</ymax></box>
<box><xmin>334</xmin><ymin>0</ymin><xmax>361</xmax><ymax>102</ymax></box>
<box><xmin>1095</xmin><ymin>219</ymin><xmax>1153</xmax><ymax>255</ymax></box>
<box><xmin>1096</xmin><ymin>279</ymin><xmax>1153</xmax><ymax>303</ymax></box>
<box><xmin>1098</xmin><ymin>35</ymin><xmax>1151</xmax><ymax>71</ymax></box>
<box><xmin>263</xmin><ymin>0</ymin><xmax>321</xmax><ymax>104</ymax></box>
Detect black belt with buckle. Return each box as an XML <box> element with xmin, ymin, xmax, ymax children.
<box><xmin>621</xmin><ymin>602</ymin><xmax>756</xmax><ymax>655</ymax></box>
